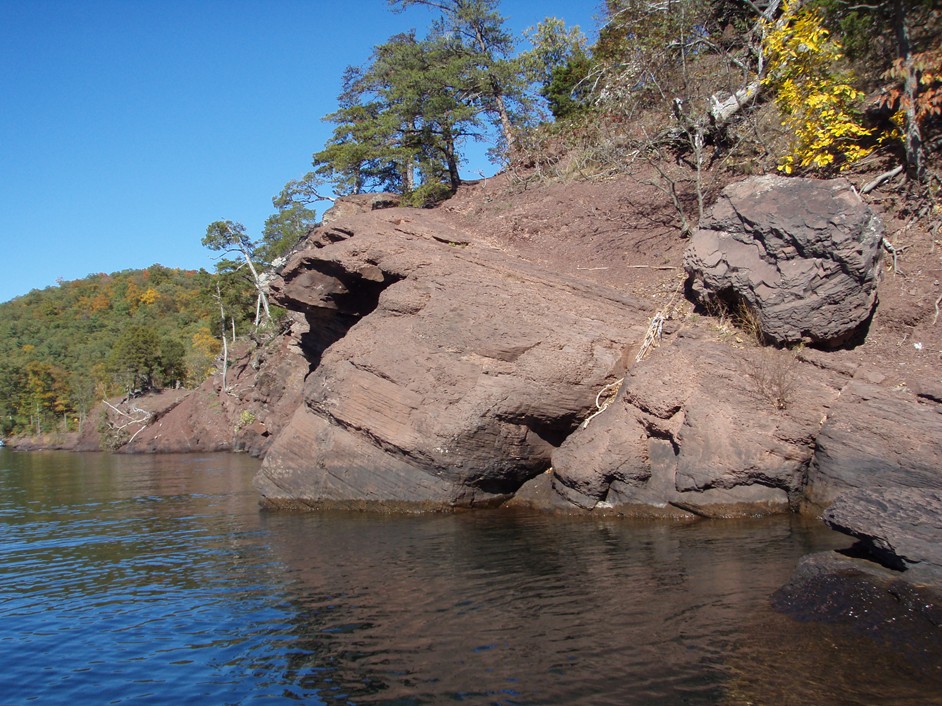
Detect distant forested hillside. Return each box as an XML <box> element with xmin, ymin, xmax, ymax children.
<box><xmin>0</xmin><ymin>265</ymin><xmax>225</xmax><ymax>436</ymax></box>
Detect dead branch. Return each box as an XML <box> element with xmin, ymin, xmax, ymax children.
<box><xmin>101</xmin><ymin>399</ymin><xmax>152</xmax><ymax>441</ymax></box>
<box><xmin>862</xmin><ymin>165</ymin><xmax>905</xmax><ymax>194</ymax></box>
<box><xmin>934</xmin><ymin>294</ymin><xmax>942</xmax><ymax>325</ymax></box>
<box><xmin>709</xmin><ymin>80</ymin><xmax>763</xmax><ymax>127</ymax></box>
<box><xmin>581</xmin><ymin>378</ymin><xmax>624</xmax><ymax>429</ymax></box>
<box><xmin>636</xmin><ymin>312</ymin><xmax>666</xmax><ymax>363</ymax></box>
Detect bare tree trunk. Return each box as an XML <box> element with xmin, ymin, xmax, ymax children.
<box><xmin>240</xmin><ymin>249</ymin><xmax>271</xmax><ymax>327</ymax></box>
<box><xmin>472</xmin><ymin>25</ymin><xmax>515</xmax><ymax>152</ymax></box>
<box><xmin>215</xmin><ymin>282</ymin><xmax>229</xmax><ymax>393</ymax></box>
<box><xmin>442</xmin><ymin>127</ymin><xmax>461</xmax><ymax>191</ymax></box>
<box><xmin>893</xmin><ymin>0</ymin><xmax>925</xmax><ymax>182</ymax></box>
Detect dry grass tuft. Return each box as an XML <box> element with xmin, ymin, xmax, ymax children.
<box><xmin>741</xmin><ymin>346</ymin><xmax>801</xmax><ymax>410</ymax></box>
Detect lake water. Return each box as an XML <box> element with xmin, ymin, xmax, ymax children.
<box><xmin>1</xmin><ymin>449</ymin><xmax>940</xmax><ymax>705</ymax></box>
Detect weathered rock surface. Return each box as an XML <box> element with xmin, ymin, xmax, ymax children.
<box><xmin>804</xmin><ymin>380</ymin><xmax>942</xmax><ymax>508</ymax></box>
<box><xmin>684</xmin><ymin>175</ymin><xmax>884</xmax><ymax>346</ymax></box>
<box><xmin>255</xmin><ymin>209</ymin><xmax>650</xmax><ymax>509</ymax></box>
<box><xmin>824</xmin><ymin>487</ymin><xmax>942</xmax><ymax>578</ymax></box>
<box><xmin>548</xmin><ymin>334</ymin><xmax>844</xmax><ymax>517</ymax></box>
<box><xmin>321</xmin><ymin>192</ymin><xmax>401</xmax><ymax>224</ymax></box>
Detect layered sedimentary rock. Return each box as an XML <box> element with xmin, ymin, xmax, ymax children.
<box><xmin>824</xmin><ymin>487</ymin><xmax>942</xmax><ymax>578</ymax></box>
<box><xmin>255</xmin><ymin>209</ymin><xmax>650</xmax><ymax>509</ymax></box>
<box><xmin>548</xmin><ymin>334</ymin><xmax>844</xmax><ymax>518</ymax></box>
<box><xmin>804</xmin><ymin>380</ymin><xmax>942</xmax><ymax>508</ymax></box>
<box><xmin>684</xmin><ymin>175</ymin><xmax>884</xmax><ymax>346</ymax></box>
<box><xmin>773</xmin><ymin>488</ymin><xmax>942</xmax><ymax>649</ymax></box>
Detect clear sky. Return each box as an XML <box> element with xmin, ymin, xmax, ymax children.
<box><xmin>0</xmin><ymin>0</ymin><xmax>601</xmax><ymax>304</ymax></box>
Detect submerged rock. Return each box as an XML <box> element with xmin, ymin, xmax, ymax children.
<box><xmin>772</xmin><ymin>550</ymin><xmax>942</xmax><ymax>666</ymax></box>
<box><xmin>684</xmin><ymin>175</ymin><xmax>884</xmax><ymax>347</ymax></box>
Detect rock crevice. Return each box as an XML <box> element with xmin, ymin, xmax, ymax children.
<box><xmin>254</xmin><ymin>208</ymin><xmax>649</xmax><ymax>509</ymax></box>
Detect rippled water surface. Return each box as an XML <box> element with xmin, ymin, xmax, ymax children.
<box><xmin>1</xmin><ymin>449</ymin><xmax>940</xmax><ymax>705</ymax></box>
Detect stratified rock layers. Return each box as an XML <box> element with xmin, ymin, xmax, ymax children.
<box><xmin>549</xmin><ymin>335</ymin><xmax>843</xmax><ymax>517</ymax></box>
<box><xmin>254</xmin><ymin>179</ymin><xmax>940</xmax><ymax>520</ymax></box>
<box><xmin>255</xmin><ymin>210</ymin><xmax>649</xmax><ymax>509</ymax></box>
<box><xmin>805</xmin><ymin>381</ymin><xmax>942</xmax><ymax>508</ymax></box>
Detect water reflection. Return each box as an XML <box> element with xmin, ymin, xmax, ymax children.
<box><xmin>258</xmin><ymin>511</ymin><xmax>856</xmax><ymax>705</ymax></box>
<box><xmin>1</xmin><ymin>449</ymin><xmax>939</xmax><ymax>705</ymax></box>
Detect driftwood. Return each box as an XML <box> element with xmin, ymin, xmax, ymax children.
<box><xmin>102</xmin><ymin>399</ymin><xmax>152</xmax><ymax>445</ymax></box>
<box><xmin>581</xmin><ymin>378</ymin><xmax>624</xmax><ymax>429</ymax></box>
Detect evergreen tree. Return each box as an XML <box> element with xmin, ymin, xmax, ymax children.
<box><xmin>313</xmin><ymin>32</ymin><xmax>482</xmax><ymax>201</ymax></box>
<box><xmin>390</xmin><ymin>0</ymin><xmax>527</xmax><ymax>154</ymax></box>
<box><xmin>109</xmin><ymin>325</ymin><xmax>163</xmax><ymax>392</ymax></box>
<box><xmin>521</xmin><ymin>18</ymin><xmax>591</xmax><ymax>120</ymax></box>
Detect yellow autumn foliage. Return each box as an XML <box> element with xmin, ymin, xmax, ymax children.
<box><xmin>138</xmin><ymin>287</ymin><xmax>161</xmax><ymax>306</ymax></box>
<box><xmin>762</xmin><ymin>1</ymin><xmax>872</xmax><ymax>173</ymax></box>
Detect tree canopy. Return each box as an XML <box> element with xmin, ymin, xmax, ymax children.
<box><xmin>0</xmin><ymin>267</ymin><xmax>221</xmax><ymax>437</ymax></box>
<box><xmin>307</xmin><ymin>0</ymin><xmax>585</xmax><ymax>204</ymax></box>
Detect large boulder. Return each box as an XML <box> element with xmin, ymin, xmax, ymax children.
<box><xmin>255</xmin><ymin>209</ymin><xmax>650</xmax><ymax>510</ymax></box>
<box><xmin>547</xmin><ymin>334</ymin><xmax>845</xmax><ymax>518</ymax></box>
<box><xmin>684</xmin><ymin>175</ymin><xmax>884</xmax><ymax>346</ymax></box>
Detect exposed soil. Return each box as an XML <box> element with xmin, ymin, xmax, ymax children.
<box><xmin>443</xmin><ymin>166</ymin><xmax>942</xmax><ymax>394</ymax></box>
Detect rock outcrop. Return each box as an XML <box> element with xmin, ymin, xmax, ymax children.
<box><xmin>684</xmin><ymin>175</ymin><xmax>884</xmax><ymax>346</ymax></box>
<box><xmin>824</xmin><ymin>487</ymin><xmax>942</xmax><ymax>579</ymax></box>
<box><xmin>255</xmin><ymin>209</ymin><xmax>650</xmax><ymax>509</ymax></box>
<box><xmin>321</xmin><ymin>192</ymin><xmax>401</xmax><ymax>224</ymax></box>
<box><xmin>804</xmin><ymin>380</ymin><xmax>942</xmax><ymax>509</ymax></box>
<box><xmin>773</xmin><ymin>397</ymin><xmax>942</xmax><ymax>641</ymax></box>
<box><xmin>546</xmin><ymin>334</ymin><xmax>844</xmax><ymax>518</ymax></box>
<box><xmin>773</xmin><ymin>487</ymin><xmax>942</xmax><ymax>654</ymax></box>
<box><xmin>98</xmin><ymin>332</ymin><xmax>309</xmax><ymax>457</ymax></box>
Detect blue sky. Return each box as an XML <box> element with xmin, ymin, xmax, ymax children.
<box><xmin>0</xmin><ymin>0</ymin><xmax>600</xmax><ymax>304</ymax></box>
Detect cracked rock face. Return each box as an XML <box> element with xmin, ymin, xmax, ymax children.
<box><xmin>804</xmin><ymin>380</ymin><xmax>942</xmax><ymax>509</ymax></box>
<box><xmin>684</xmin><ymin>175</ymin><xmax>884</xmax><ymax>346</ymax></box>
<box><xmin>549</xmin><ymin>335</ymin><xmax>844</xmax><ymax>518</ymax></box>
<box><xmin>255</xmin><ymin>209</ymin><xmax>649</xmax><ymax>509</ymax></box>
